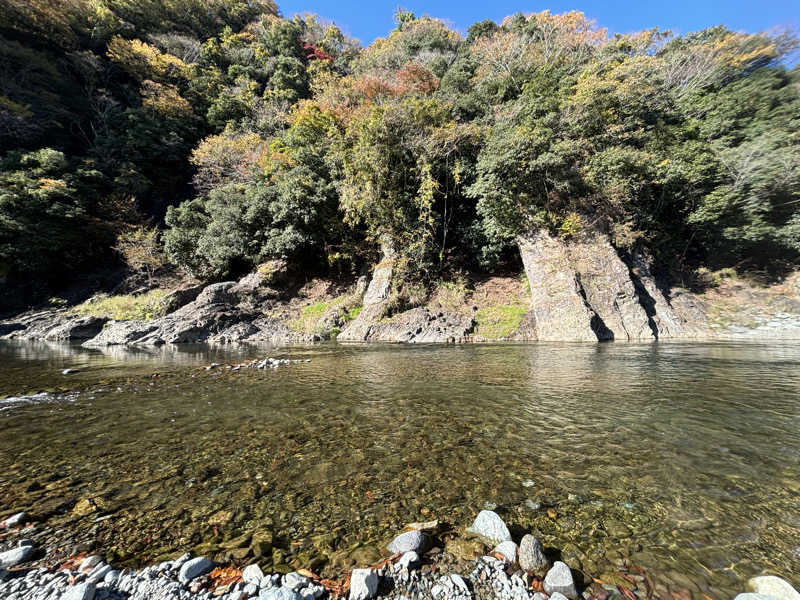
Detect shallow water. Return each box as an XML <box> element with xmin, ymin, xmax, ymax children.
<box><xmin>1</xmin><ymin>340</ymin><xmax>799</xmax><ymax>598</ymax></box>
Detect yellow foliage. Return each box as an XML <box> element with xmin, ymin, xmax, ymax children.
<box><xmin>140</xmin><ymin>80</ymin><xmax>193</xmax><ymax>118</ymax></box>
<box><xmin>107</xmin><ymin>36</ymin><xmax>191</xmax><ymax>82</ymax></box>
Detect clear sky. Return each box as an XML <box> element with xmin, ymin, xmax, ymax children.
<box><xmin>276</xmin><ymin>0</ymin><xmax>799</xmax><ymax>46</ymax></box>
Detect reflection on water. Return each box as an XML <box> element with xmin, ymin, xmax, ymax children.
<box><xmin>1</xmin><ymin>340</ymin><xmax>799</xmax><ymax>598</ymax></box>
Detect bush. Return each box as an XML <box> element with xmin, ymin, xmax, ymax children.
<box><xmin>75</xmin><ymin>290</ymin><xmax>168</xmax><ymax>321</ymax></box>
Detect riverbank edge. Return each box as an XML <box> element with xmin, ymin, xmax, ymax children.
<box><xmin>2</xmin><ymin>509</ymin><xmax>796</xmax><ymax>600</ymax></box>
<box><xmin>2</xmin><ymin>267</ymin><xmax>800</xmax><ymax>347</ymax></box>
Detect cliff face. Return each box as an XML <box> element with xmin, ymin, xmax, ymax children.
<box><xmin>517</xmin><ymin>230</ymin><xmax>712</xmax><ymax>342</ymax></box>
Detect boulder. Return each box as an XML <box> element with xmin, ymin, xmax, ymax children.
<box><xmin>747</xmin><ymin>576</ymin><xmax>800</xmax><ymax>600</ymax></box>
<box><xmin>0</xmin><ymin>545</ymin><xmax>35</xmax><ymax>568</ymax></box>
<box><xmin>242</xmin><ymin>564</ymin><xmax>265</xmax><ymax>584</ymax></box>
<box><xmin>194</xmin><ymin>282</ymin><xmax>237</xmax><ymax>306</ymax></box>
<box><xmin>161</xmin><ymin>284</ymin><xmax>204</xmax><ymax>313</ymax></box>
<box><xmin>543</xmin><ymin>561</ymin><xmax>577</xmax><ymax>599</ymax></box>
<box><xmin>178</xmin><ymin>556</ymin><xmax>214</xmax><ymax>583</ymax></box>
<box><xmin>43</xmin><ymin>315</ymin><xmax>108</xmax><ymax>341</ymax></box>
<box><xmin>349</xmin><ymin>568</ymin><xmax>378</xmax><ymax>600</ymax></box>
<box><xmin>518</xmin><ymin>534</ymin><xmax>549</xmax><ymax>575</ymax></box>
<box><xmin>387</xmin><ymin>530</ymin><xmax>426</xmax><ymax>554</ymax></box>
<box><xmin>467</xmin><ymin>510</ymin><xmax>512</xmax><ymax>544</ymax></box>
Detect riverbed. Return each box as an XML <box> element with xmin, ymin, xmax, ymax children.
<box><xmin>1</xmin><ymin>340</ymin><xmax>799</xmax><ymax>599</ymax></box>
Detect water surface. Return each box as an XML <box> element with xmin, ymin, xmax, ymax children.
<box><xmin>1</xmin><ymin>340</ymin><xmax>799</xmax><ymax>598</ymax></box>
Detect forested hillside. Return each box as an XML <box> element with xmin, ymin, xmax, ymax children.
<box><xmin>1</xmin><ymin>0</ymin><xmax>799</xmax><ymax>309</ymax></box>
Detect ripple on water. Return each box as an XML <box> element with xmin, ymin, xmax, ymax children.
<box><xmin>0</xmin><ymin>340</ymin><xmax>799</xmax><ymax>598</ymax></box>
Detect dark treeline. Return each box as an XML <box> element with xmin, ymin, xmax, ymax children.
<box><xmin>1</xmin><ymin>1</ymin><xmax>799</xmax><ymax>306</ymax></box>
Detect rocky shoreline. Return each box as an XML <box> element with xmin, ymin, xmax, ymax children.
<box><xmin>1</xmin><ymin>509</ymin><xmax>798</xmax><ymax>600</ymax></box>
<box><xmin>2</xmin><ymin>266</ymin><xmax>800</xmax><ymax>348</ymax></box>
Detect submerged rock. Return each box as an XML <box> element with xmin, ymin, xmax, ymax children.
<box><xmin>2</xmin><ymin>512</ymin><xmax>27</xmax><ymax>528</ymax></box>
<box><xmin>467</xmin><ymin>510</ymin><xmax>512</xmax><ymax>544</ymax></box>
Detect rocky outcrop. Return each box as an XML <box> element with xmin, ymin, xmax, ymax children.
<box><xmin>337</xmin><ymin>245</ymin><xmax>397</xmax><ymax>342</ymax></box>
<box><xmin>338</xmin><ymin>307</ymin><xmax>473</xmax><ymax>343</ymax></box>
<box><xmin>338</xmin><ymin>244</ymin><xmax>474</xmax><ymax>343</ymax></box>
<box><xmin>83</xmin><ymin>282</ymin><xmax>306</xmax><ymax>346</ymax></box>
<box><xmin>0</xmin><ymin>310</ymin><xmax>108</xmax><ymax>341</ymax></box>
<box><xmin>569</xmin><ymin>233</ymin><xmax>653</xmax><ymax>341</ymax></box>
<box><xmin>517</xmin><ymin>232</ymin><xmax>598</xmax><ymax>342</ymax></box>
<box><xmin>517</xmin><ymin>229</ymin><xmax>710</xmax><ymax>341</ymax></box>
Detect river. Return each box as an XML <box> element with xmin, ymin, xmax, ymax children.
<box><xmin>1</xmin><ymin>340</ymin><xmax>799</xmax><ymax>599</ymax></box>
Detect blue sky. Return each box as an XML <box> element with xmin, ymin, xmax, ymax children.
<box><xmin>276</xmin><ymin>0</ymin><xmax>799</xmax><ymax>46</ymax></box>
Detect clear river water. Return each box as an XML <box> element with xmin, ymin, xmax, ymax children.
<box><xmin>1</xmin><ymin>340</ymin><xmax>799</xmax><ymax>599</ymax></box>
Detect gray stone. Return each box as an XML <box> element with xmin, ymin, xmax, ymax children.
<box><xmin>494</xmin><ymin>541</ymin><xmax>517</xmax><ymax>565</ymax></box>
<box><xmin>0</xmin><ymin>545</ymin><xmax>35</xmax><ymax>568</ymax></box>
<box><xmin>748</xmin><ymin>577</ymin><xmax>800</xmax><ymax>600</ymax></box>
<box><xmin>260</xmin><ymin>587</ymin><xmax>300</xmax><ymax>600</ymax></box>
<box><xmin>88</xmin><ymin>564</ymin><xmax>112</xmax><ymax>583</ymax></box>
<box><xmin>349</xmin><ymin>569</ymin><xmax>378</xmax><ymax>600</ymax></box>
<box><xmin>3</xmin><ymin>512</ymin><xmax>28</xmax><ymax>528</ymax></box>
<box><xmin>61</xmin><ymin>582</ymin><xmax>96</xmax><ymax>600</ymax></box>
<box><xmin>387</xmin><ymin>531</ymin><xmax>426</xmax><ymax>554</ymax></box>
<box><xmin>242</xmin><ymin>564</ymin><xmax>264</xmax><ymax>584</ymax></box>
<box><xmin>450</xmin><ymin>574</ymin><xmax>470</xmax><ymax>593</ymax></box>
<box><xmin>467</xmin><ymin>510</ymin><xmax>512</xmax><ymax>544</ymax></box>
<box><xmin>550</xmin><ymin>593</ymin><xmax>570</xmax><ymax>600</ymax></box>
<box><xmin>398</xmin><ymin>551</ymin><xmax>420</xmax><ymax>570</ymax></box>
<box><xmin>79</xmin><ymin>556</ymin><xmax>102</xmax><ymax>572</ymax></box>
<box><xmin>519</xmin><ymin>534</ymin><xmax>549</xmax><ymax>574</ymax></box>
<box><xmin>178</xmin><ymin>557</ymin><xmax>214</xmax><ymax>583</ymax></box>
<box><xmin>104</xmin><ymin>570</ymin><xmax>120</xmax><ymax>585</ymax></box>
<box><xmin>244</xmin><ymin>583</ymin><xmax>260</xmax><ymax>596</ymax></box>
<box><xmin>543</xmin><ymin>562</ymin><xmax>577</xmax><ymax>599</ymax></box>
<box><xmin>735</xmin><ymin>594</ymin><xmax>785</xmax><ymax>600</ymax></box>
<box><xmin>282</xmin><ymin>572</ymin><xmax>310</xmax><ymax>591</ymax></box>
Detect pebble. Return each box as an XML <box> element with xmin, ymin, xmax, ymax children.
<box><xmin>349</xmin><ymin>568</ymin><xmax>378</xmax><ymax>600</ymax></box>
<box><xmin>467</xmin><ymin>510</ymin><xmax>512</xmax><ymax>544</ymax></box>
<box><xmin>387</xmin><ymin>530</ymin><xmax>426</xmax><ymax>554</ymax></box>
<box><xmin>261</xmin><ymin>587</ymin><xmax>301</xmax><ymax>600</ymax></box>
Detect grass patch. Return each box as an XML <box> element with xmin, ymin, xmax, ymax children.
<box><xmin>346</xmin><ymin>305</ymin><xmax>362</xmax><ymax>321</ymax></box>
<box><xmin>75</xmin><ymin>289</ymin><xmax>168</xmax><ymax>321</ymax></box>
<box><xmin>473</xmin><ymin>304</ymin><xmax>528</xmax><ymax>339</ymax></box>
<box><xmin>291</xmin><ymin>301</ymin><xmax>330</xmax><ymax>333</ymax></box>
